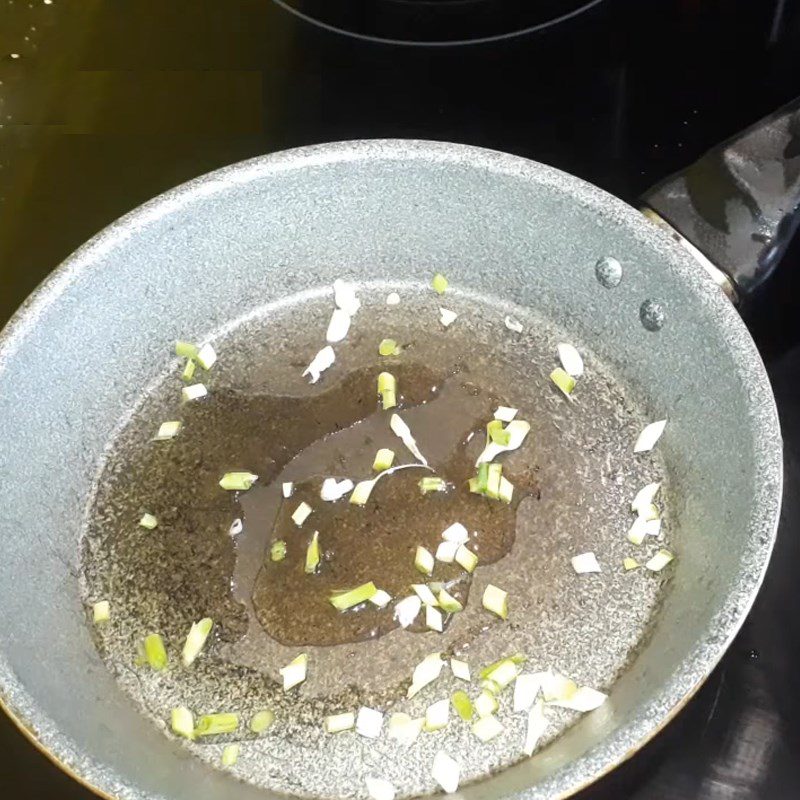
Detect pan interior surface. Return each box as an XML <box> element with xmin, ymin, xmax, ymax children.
<box><xmin>0</xmin><ymin>141</ymin><xmax>781</xmax><ymax>800</ymax></box>
<box><xmin>81</xmin><ymin>285</ymin><xmax>669</xmax><ymax>798</ymax></box>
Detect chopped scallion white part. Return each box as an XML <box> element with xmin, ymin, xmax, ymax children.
<box><xmin>373</xmin><ymin>448</ymin><xmax>395</xmax><ymax>471</ymax></box>
<box><xmin>631</xmin><ymin>482</ymin><xmax>661</xmax><ymax>514</ymax></box>
<box><xmin>514</xmin><ymin>673</ymin><xmax>544</xmax><ymax>712</ymax></box>
<box><xmin>394</xmin><ymin>595</ymin><xmax>422</xmax><ymax>628</ymax></box>
<box><xmin>221</xmin><ymin>744</ymin><xmax>239</xmax><ymax>767</ymax></box>
<box><xmin>181</xmin><ymin>358</ymin><xmax>196</xmax><ymax>382</ymax></box>
<box><xmin>270</xmin><ymin>540</ymin><xmax>287</xmax><ymax>561</ymax></box>
<box><xmin>627</xmin><ymin>516</ymin><xmax>662</xmax><ymax>545</ymax></box>
<box><xmin>356</xmin><ymin>706</ymin><xmax>384</xmax><ymax>739</ymax></box>
<box><xmin>423</xmin><ymin>699</ymin><xmax>450</xmax><ymax>732</ymax></box>
<box><xmin>388</xmin><ymin>713</ymin><xmax>424</xmax><ymax>745</ymax></box>
<box><xmin>623</xmin><ymin>557</ymin><xmax>640</xmax><ymax>570</ymax></box>
<box><xmin>541</xmin><ymin>672</ymin><xmax>578</xmax><ymax>702</ymax></box>
<box><xmin>432</xmin><ymin>273</ymin><xmax>449</xmax><ymax>294</ymax></box>
<box><xmin>305</xmin><ymin>531</ymin><xmax>321</xmax><ymax>573</ymax></box>
<box><xmin>181</xmin><ymin>617</ymin><xmax>213</xmax><ymax>667</ymax></box>
<box><xmin>320</xmin><ymin>477</ymin><xmax>354</xmax><ymax>502</ymax></box>
<box><xmin>171</xmin><ymin>706</ymin><xmax>194</xmax><ymax>739</ymax></box>
<box><xmin>219</xmin><ymin>471</ymin><xmax>258</xmax><ymax>491</ymax></box>
<box><xmin>195</xmin><ymin>713</ymin><xmax>239</xmax><ymax>736</ymax></box>
<box><xmin>557</xmin><ymin>343</ymin><xmax>584</xmax><ymax>377</ymax></box>
<box><xmin>139</xmin><ymin>513</ymin><xmax>158</xmax><ymax>530</ymax></box>
<box><xmin>455</xmin><ymin>545</ymin><xmax>478</xmax><ymax>573</ymax></box>
<box><xmin>370</xmin><ymin>589</ymin><xmax>392</xmax><ymax>608</ymax></box>
<box><xmin>472</xmin><ymin>715</ymin><xmax>504</xmax><ymax>742</ymax></box>
<box><xmin>326</xmin><ymin>308</ymin><xmax>352</xmax><ymax>343</ymax></box>
<box><xmin>476</xmin><ymin>419</ymin><xmax>531</xmax><ymax>465</ymax></box>
<box><xmin>524</xmin><ymin>699</ymin><xmax>549</xmax><ymax>756</ymax></box>
<box><xmin>441</xmin><ymin>522</ymin><xmax>469</xmax><ymax>544</ymax></box>
<box><xmin>144</xmin><ymin>633</ymin><xmax>168</xmax><ymax>671</ymax></box>
<box><xmin>548</xmin><ymin>685</ymin><xmax>607</xmax><ymax>712</ymax></box>
<box><xmin>324</xmin><ymin>711</ymin><xmax>355</xmax><ymax>733</ymax></box>
<box><xmin>571</xmin><ymin>552</ymin><xmax>601</xmax><ymax>574</ymax></box>
<box><xmin>415</xmin><ymin>546</ymin><xmax>435</xmax><ymax>576</ymax></box>
<box><xmin>439</xmin><ymin>307</ymin><xmax>458</xmax><ymax>327</ymax></box>
<box><xmin>291</xmin><ymin>501</ymin><xmax>313</xmax><ymax>526</ymax></box>
<box><xmin>329</xmin><ymin>582</ymin><xmax>378</xmax><ymax>610</ymax></box>
<box><xmin>450</xmin><ymin>658</ymin><xmax>471</xmax><ymax>682</ymax></box>
<box><xmin>483</xmin><ymin>658</ymin><xmax>520</xmax><ymax>690</ymax></box>
<box><xmin>498</xmin><ymin>476</ymin><xmax>514</xmax><ymax>504</ymax></box>
<box><xmin>386</xmin><ymin>292</ymin><xmax>401</xmax><ymax>306</ymax></box>
<box><xmin>92</xmin><ymin>600</ymin><xmax>110</xmax><ymax>623</ymax></box>
<box><xmin>229</xmin><ymin>518</ymin><xmax>243</xmax><ymax>537</ymax></box>
<box><xmin>550</xmin><ymin>367</ymin><xmax>576</xmax><ymax>399</ymax></box>
<box><xmin>474</xmin><ymin>690</ymin><xmax>499</xmax><ymax>718</ymax></box>
<box><xmin>645</xmin><ymin>548</ymin><xmax>674</xmax><ymax>571</ymax></box>
<box><xmin>181</xmin><ymin>383</ymin><xmax>208</xmax><ymax>403</ymax></box>
<box><xmin>282</xmin><ymin>481</ymin><xmax>294</xmax><ymax>498</ymax></box>
<box><xmin>366</xmin><ymin>777</ymin><xmax>396</xmax><ymax>800</ymax></box>
<box><xmin>494</xmin><ymin>406</ymin><xmax>518</xmax><ymax>422</ymax></box>
<box><xmin>482</xmin><ymin>584</ymin><xmax>508</xmax><ymax>620</ymax></box>
<box><xmin>426</xmin><ymin>605</ymin><xmax>444</xmax><ymax>632</ymax></box>
<box><xmin>390</xmin><ymin>413</ymin><xmax>428</xmax><ymax>465</ymax></box>
<box><xmin>378</xmin><ymin>371</ymin><xmax>397</xmax><ymax>410</ymax></box>
<box><xmin>437</xmin><ymin>589</ymin><xmax>463</xmax><ymax>614</ymax></box>
<box><xmin>634</xmin><ymin>419</ymin><xmax>667</xmax><ymax>453</ymax></box>
<box><xmin>435</xmin><ymin>540</ymin><xmax>459</xmax><ymax>563</ymax></box>
<box><xmin>196</xmin><ymin>343</ymin><xmax>217</xmax><ymax>371</ymax></box>
<box><xmin>379</xmin><ymin>339</ymin><xmax>401</xmax><ymax>357</ymax></box>
<box><xmin>303</xmin><ymin>345</ymin><xmax>336</xmax><ymax>384</ymax></box>
<box><xmin>432</xmin><ymin>751</ymin><xmax>460</xmax><ymax>794</ymax></box>
<box><xmin>333</xmin><ymin>279</ymin><xmax>361</xmax><ymax>316</ymax></box>
<box><xmin>504</xmin><ymin>315</ymin><xmax>523</xmax><ymax>333</ymax></box>
<box><xmin>412</xmin><ymin>584</ymin><xmax>439</xmax><ymax>606</ymax></box>
<box><xmin>279</xmin><ymin>653</ymin><xmax>308</xmax><ymax>690</ymax></box>
<box><xmin>419</xmin><ymin>476</ymin><xmax>446</xmax><ymax>494</ymax></box>
<box><xmin>175</xmin><ymin>340</ymin><xmax>199</xmax><ymax>359</ymax></box>
<box><xmin>154</xmin><ymin>420</ymin><xmax>182</xmax><ymax>440</ymax></box>
<box><xmin>249</xmin><ymin>710</ymin><xmax>275</xmax><ymax>733</ymax></box>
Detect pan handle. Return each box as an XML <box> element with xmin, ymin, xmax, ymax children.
<box><xmin>641</xmin><ymin>95</ymin><xmax>800</xmax><ymax>309</ymax></box>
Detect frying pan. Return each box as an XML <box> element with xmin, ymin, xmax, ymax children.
<box><xmin>0</xmin><ymin>137</ymin><xmax>784</xmax><ymax>800</ymax></box>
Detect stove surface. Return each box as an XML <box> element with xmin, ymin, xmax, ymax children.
<box><xmin>1</xmin><ymin>0</ymin><xmax>800</xmax><ymax>797</ymax></box>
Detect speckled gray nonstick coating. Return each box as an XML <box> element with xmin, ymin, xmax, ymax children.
<box><xmin>81</xmin><ymin>289</ymin><xmax>667</xmax><ymax>799</ymax></box>
<box><xmin>0</xmin><ymin>141</ymin><xmax>782</xmax><ymax>800</ymax></box>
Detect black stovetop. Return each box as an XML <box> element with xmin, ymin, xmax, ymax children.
<box><xmin>1</xmin><ymin>1</ymin><xmax>800</xmax><ymax>797</ymax></box>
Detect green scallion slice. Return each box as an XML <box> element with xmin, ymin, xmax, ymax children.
<box><xmin>486</xmin><ymin>463</ymin><xmax>502</xmax><ymax>500</ymax></box>
<box><xmin>432</xmin><ymin>273</ymin><xmax>448</xmax><ymax>295</ymax></box>
<box><xmin>219</xmin><ymin>472</ymin><xmax>258</xmax><ymax>491</ymax></box>
<box><xmin>181</xmin><ymin>617</ymin><xmax>213</xmax><ymax>667</ymax></box>
<box><xmin>181</xmin><ymin>358</ymin><xmax>197</xmax><ymax>382</ymax></box>
<box><xmin>195</xmin><ymin>713</ymin><xmax>239</xmax><ymax>736</ymax></box>
<box><xmin>144</xmin><ymin>633</ymin><xmax>168</xmax><ymax>671</ymax></box>
<box><xmin>482</xmin><ymin>584</ymin><xmax>508</xmax><ymax>620</ymax></box>
<box><xmin>378</xmin><ymin>372</ymin><xmax>397</xmax><ymax>410</ymax></box>
<box><xmin>305</xmin><ymin>531</ymin><xmax>321</xmax><ymax>574</ymax></box>
<box><xmin>221</xmin><ymin>744</ymin><xmax>239</xmax><ymax>767</ymax></box>
<box><xmin>249</xmin><ymin>709</ymin><xmax>275</xmax><ymax>734</ymax></box>
<box><xmin>270</xmin><ymin>540</ymin><xmax>287</xmax><ymax>561</ymax></box>
<box><xmin>550</xmin><ymin>367</ymin><xmax>576</xmax><ymax>399</ymax></box>
<box><xmin>487</xmin><ymin>420</ymin><xmax>511</xmax><ymax>446</ymax></box>
<box><xmin>329</xmin><ymin>582</ymin><xmax>378</xmax><ymax>611</ymax></box>
<box><xmin>138</xmin><ymin>513</ymin><xmax>158</xmax><ymax>530</ymax></box>
<box><xmin>324</xmin><ymin>711</ymin><xmax>355</xmax><ymax>733</ymax></box>
<box><xmin>92</xmin><ymin>600</ymin><xmax>110</xmax><ymax>624</ymax></box>
<box><xmin>379</xmin><ymin>339</ymin><xmax>401</xmax><ymax>357</ymax></box>
<box><xmin>175</xmin><ymin>341</ymin><xmax>199</xmax><ymax>358</ymax></box>
<box><xmin>373</xmin><ymin>448</ymin><xmax>395</xmax><ymax>471</ymax></box>
<box><xmin>455</xmin><ymin>545</ymin><xmax>478</xmax><ymax>573</ymax></box>
<box><xmin>419</xmin><ymin>476</ymin><xmax>446</xmax><ymax>494</ymax></box>
<box><xmin>437</xmin><ymin>588</ymin><xmax>463</xmax><ymax>614</ymax></box>
<box><xmin>451</xmin><ymin>691</ymin><xmax>474</xmax><ymax>721</ymax></box>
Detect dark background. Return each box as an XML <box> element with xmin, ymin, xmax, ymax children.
<box><xmin>1</xmin><ymin>1</ymin><xmax>800</xmax><ymax>797</ymax></box>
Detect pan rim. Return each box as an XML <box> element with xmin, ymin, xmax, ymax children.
<box><xmin>0</xmin><ymin>139</ymin><xmax>783</xmax><ymax>800</ymax></box>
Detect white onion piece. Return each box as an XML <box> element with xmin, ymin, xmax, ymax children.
<box><xmin>423</xmin><ymin>699</ymin><xmax>449</xmax><ymax>731</ymax></box>
<box><xmin>435</xmin><ymin>541</ymin><xmax>459</xmax><ymax>563</ymax></box>
<box><xmin>541</xmin><ymin>672</ymin><xmax>578</xmax><ymax>702</ymax></box>
<box><xmin>386</xmin><ymin>292</ymin><xmax>401</xmax><ymax>306</ymax></box>
<box><xmin>476</xmin><ymin>419</ymin><xmax>531</xmax><ymax>466</ymax></box>
<box><xmin>412</xmin><ymin>584</ymin><xmax>439</xmax><ymax>606</ymax></box>
<box><xmin>291</xmin><ymin>501</ymin><xmax>313</xmax><ymax>526</ymax></box>
<box><xmin>281</xmin><ymin>482</ymin><xmax>294</xmax><ymax>498</ymax></box>
<box><xmin>504</xmin><ymin>315</ymin><xmax>523</xmax><ymax>333</ymax></box>
<box><xmin>524</xmin><ymin>700</ymin><xmax>549</xmax><ymax>756</ymax></box>
<box><xmin>333</xmin><ymin>279</ymin><xmax>361</xmax><ymax>316</ymax></box>
<box><xmin>557</xmin><ymin>343</ymin><xmax>584</xmax><ymax>377</ymax></box>
<box><xmin>407</xmin><ymin>653</ymin><xmax>444</xmax><ymax>699</ymax></box>
<box><xmin>320</xmin><ymin>477</ymin><xmax>354</xmax><ymax>502</ymax></box>
<box><xmin>426</xmin><ymin>605</ymin><xmax>443</xmax><ymax>632</ymax></box>
<box><xmin>388</xmin><ymin>713</ymin><xmax>423</xmax><ymax>745</ymax></box>
<box><xmin>513</xmin><ymin>673</ymin><xmax>544</xmax><ymax>712</ymax></box>
<box><xmin>366</xmin><ymin>777</ymin><xmax>396</xmax><ymax>800</ymax></box>
<box><xmin>439</xmin><ymin>307</ymin><xmax>458</xmax><ymax>327</ymax></box>
<box><xmin>181</xmin><ymin>383</ymin><xmax>208</xmax><ymax>402</ymax></box>
<box><xmin>627</xmin><ymin>516</ymin><xmax>662</xmax><ymax>545</ymax></box>
<box><xmin>370</xmin><ymin>589</ymin><xmax>392</xmax><ymax>608</ymax></box>
<box><xmin>634</xmin><ymin>419</ymin><xmax>667</xmax><ymax>453</ymax></box>
<box><xmin>631</xmin><ymin>482</ymin><xmax>661</xmax><ymax>514</ymax></box>
<box><xmin>431</xmin><ymin>751</ymin><xmax>460</xmax><ymax>794</ymax></box>
<box><xmin>645</xmin><ymin>549</ymin><xmax>674</xmax><ymax>571</ymax></box>
<box><xmin>472</xmin><ymin>715</ymin><xmax>504</xmax><ymax>742</ymax></box>
<box><xmin>494</xmin><ymin>406</ymin><xmax>518</xmax><ymax>422</ymax></box>
<box><xmin>450</xmin><ymin>658</ymin><xmax>470</xmax><ymax>682</ymax></box>
<box><xmin>229</xmin><ymin>518</ymin><xmax>243</xmax><ymax>537</ymax></box>
<box><xmin>441</xmin><ymin>522</ymin><xmax>469</xmax><ymax>545</ymax></box>
<box><xmin>394</xmin><ymin>595</ymin><xmax>422</xmax><ymax>628</ymax></box>
<box><xmin>571</xmin><ymin>552</ymin><xmax>601</xmax><ymax>574</ymax></box>
<box><xmin>326</xmin><ymin>308</ymin><xmax>351</xmax><ymax>343</ymax></box>
<box><xmin>547</xmin><ymin>685</ymin><xmax>607</xmax><ymax>712</ymax></box>
<box><xmin>303</xmin><ymin>345</ymin><xmax>335</xmax><ymax>384</ymax></box>
<box><xmin>356</xmin><ymin>707</ymin><xmax>384</xmax><ymax>739</ymax></box>
<box><xmin>389</xmin><ymin>413</ymin><xmax>428</xmax><ymax>465</ymax></box>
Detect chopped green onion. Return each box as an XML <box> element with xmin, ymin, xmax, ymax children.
<box><xmin>550</xmin><ymin>367</ymin><xmax>576</xmax><ymax>399</ymax></box>
<box><xmin>439</xmin><ymin>307</ymin><xmax>458</xmax><ymax>327</ymax></box>
<box><xmin>571</xmin><ymin>552</ymin><xmax>601</xmax><ymax>574</ymax></box>
<box><xmin>221</xmin><ymin>744</ymin><xmax>239</xmax><ymax>767</ymax></box>
<box><xmin>324</xmin><ymin>711</ymin><xmax>355</xmax><ymax>733</ymax></box>
<box><xmin>623</xmin><ymin>557</ymin><xmax>640</xmax><ymax>571</ymax></box>
<box><xmin>390</xmin><ymin>413</ymin><xmax>428</xmax><ymax>465</ymax></box>
<box><xmin>472</xmin><ymin>715</ymin><xmax>504</xmax><ymax>742</ymax></box>
<box><xmin>524</xmin><ymin>699</ymin><xmax>548</xmax><ymax>756</ymax></box>
<box><xmin>282</xmin><ymin>482</ymin><xmax>294</xmax><ymax>498</ymax></box>
<box><xmin>373</xmin><ymin>448</ymin><xmax>395</xmax><ymax>471</ymax></box>
<box><xmin>394</xmin><ymin>595</ymin><xmax>422</xmax><ymax>627</ymax></box>
<box><xmin>320</xmin><ymin>478</ymin><xmax>354</xmax><ymax>501</ymax></box>
<box><xmin>356</xmin><ymin>706</ymin><xmax>384</xmax><ymax>739</ymax></box>
<box><xmin>415</xmin><ymin>546</ymin><xmax>435</xmax><ymax>576</ymax></box>
<box><xmin>423</xmin><ymin>699</ymin><xmax>450</xmax><ymax>732</ymax></box>
<box><xmin>139</xmin><ymin>513</ymin><xmax>158</xmax><ymax>530</ymax></box>
<box><xmin>407</xmin><ymin>652</ymin><xmax>445</xmax><ymax>698</ymax></box>
<box><xmin>181</xmin><ymin>358</ymin><xmax>196</xmax><ymax>382</ymax></box>
<box><xmin>432</xmin><ymin>273</ymin><xmax>448</xmax><ymax>294</ymax></box>
<box><xmin>388</xmin><ymin>713</ymin><xmax>424</xmax><ymax>745</ymax></box>
<box><xmin>435</xmin><ymin>540</ymin><xmax>458</xmax><ymax>563</ymax></box>
<box><xmin>329</xmin><ymin>582</ymin><xmax>378</xmax><ymax>610</ymax></box>
<box><xmin>326</xmin><ymin>308</ymin><xmax>352</xmax><ymax>343</ymax></box>
<box><xmin>437</xmin><ymin>589</ymin><xmax>463</xmax><ymax>613</ymax></box>
<box><xmin>171</xmin><ymin>706</ymin><xmax>194</xmax><ymax>739</ymax></box>
<box><xmin>498</xmin><ymin>476</ymin><xmax>514</xmax><ymax>504</ymax></box>
<box><xmin>419</xmin><ymin>476</ymin><xmax>446</xmax><ymax>494</ymax></box>
<box><xmin>386</xmin><ymin>292</ymin><xmax>401</xmax><ymax>306</ymax></box>
<box><xmin>557</xmin><ymin>342</ymin><xmax>584</xmax><ymax>377</ymax></box>
<box><xmin>303</xmin><ymin>345</ymin><xmax>336</xmax><ymax>384</ymax></box>
<box><xmin>476</xmin><ymin>419</ymin><xmax>531</xmax><ymax>465</ymax></box>
<box><xmin>631</xmin><ymin>482</ymin><xmax>661</xmax><ymax>514</ymax></box>
<box><xmin>144</xmin><ymin>633</ymin><xmax>168</xmax><ymax>671</ymax></box>
<box><xmin>634</xmin><ymin>419</ymin><xmax>667</xmax><ymax>453</ymax></box>
<box><xmin>426</xmin><ymin>605</ymin><xmax>443</xmax><ymax>632</ymax></box>
<box><xmin>547</xmin><ymin>685</ymin><xmax>607</xmax><ymax>711</ymax></box>
<box><xmin>219</xmin><ymin>471</ymin><xmax>258</xmax><ymax>491</ymax></box>
<box><xmin>333</xmin><ymin>279</ymin><xmax>361</xmax><ymax>316</ymax></box>
<box><xmin>476</xmin><ymin>462</ymin><xmax>489</xmax><ymax>493</ymax></box>
<box><xmin>154</xmin><ymin>420</ymin><xmax>182</xmax><ymax>440</ymax></box>
<box><xmin>645</xmin><ymin>548</ymin><xmax>674</xmax><ymax>572</ymax></box>
<box><xmin>378</xmin><ymin>339</ymin><xmax>401</xmax><ymax>357</ymax></box>
<box><xmin>370</xmin><ymin>589</ymin><xmax>392</xmax><ymax>608</ymax></box>
<box><xmin>431</xmin><ymin>751</ymin><xmax>460</xmax><ymax>794</ymax></box>
<box><xmin>494</xmin><ymin>406</ymin><xmax>518</xmax><ymax>422</ymax></box>
<box><xmin>479</xmin><ymin>653</ymin><xmax>526</xmax><ymax>680</ymax></box>
<box><xmin>279</xmin><ymin>653</ymin><xmax>308</xmax><ymax>690</ymax></box>
<box><xmin>365</xmin><ymin>777</ymin><xmax>396</xmax><ymax>800</ymax></box>
<box><xmin>482</xmin><ymin>658</ymin><xmax>519</xmax><ymax>691</ymax></box>
<box><xmin>195</xmin><ymin>712</ymin><xmax>239</xmax><ymax>737</ymax></box>
<box><xmin>451</xmin><ymin>691</ymin><xmax>474</xmax><ymax>721</ymax></box>
<box><xmin>482</xmin><ymin>584</ymin><xmax>508</xmax><ymax>620</ymax></box>
<box><xmin>487</xmin><ymin>420</ymin><xmax>511</xmax><ymax>446</ymax></box>
<box><xmin>486</xmin><ymin>463</ymin><xmax>502</xmax><ymax>500</ymax></box>
<box><xmin>182</xmin><ymin>617</ymin><xmax>213</xmax><ymax>667</ymax></box>
<box><xmin>92</xmin><ymin>600</ymin><xmax>110</xmax><ymax>623</ymax></box>
<box><xmin>196</xmin><ymin>343</ymin><xmax>217</xmax><ymax>370</ymax></box>
<box><xmin>442</xmin><ymin>522</ymin><xmax>469</xmax><ymax>544</ymax></box>
<box><xmin>412</xmin><ymin>584</ymin><xmax>439</xmax><ymax>606</ymax></box>
<box><xmin>474</xmin><ymin>690</ymin><xmax>498</xmax><ymax>718</ymax></box>
<box><xmin>455</xmin><ymin>545</ymin><xmax>478</xmax><ymax>573</ymax></box>
<box><xmin>450</xmin><ymin>658</ymin><xmax>470</xmax><ymax>681</ymax></box>
<box><xmin>305</xmin><ymin>531</ymin><xmax>321</xmax><ymax>574</ymax></box>
<box><xmin>270</xmin><ymin>540</ymin><xmax>287</xmax><ymax>561</ymax></box>
<box><xmin>378</xmin><ymin>372</ymin><xmax>397</xmax><ymax>410</ymax></box>
<box><xmin>513</xmin><ymin>673</ymin><xmax>544</xmax><ymax>712</ymax></box>
<box><xmin>249</xmin><ymin>710</ymin><xmax>275</xmax><ymax>733</ymax></box>
<box><xmin>291</xmin><ymin>501</ymin><xmax>313</xmax><ymax>526</ymax></box>
<box><xmin>175</xmin><ymin>340</ymin><xmax>199</xmax><ymax>358</ymax></box>
<box><xmin>181</xmin><ymin>383</ymin><xmax>207</xmax><ymax>403</ymax></box>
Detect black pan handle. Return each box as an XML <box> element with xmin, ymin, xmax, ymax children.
<box><xmin>641</xmin><ymin>96</ymin><xmax>800</xmax><ymax>308</ymax></box>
